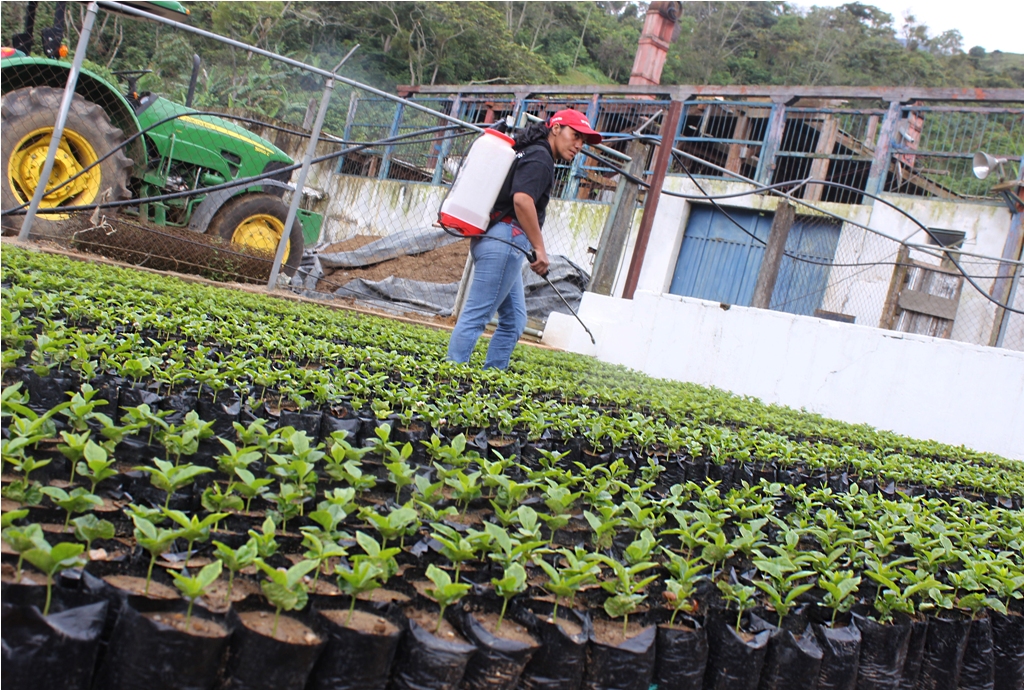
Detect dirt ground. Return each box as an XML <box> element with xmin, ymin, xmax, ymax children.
<box><xmin>315</xmin><ymin>234</ymin><xmax>470</xmax><ymax>293</ymax></box>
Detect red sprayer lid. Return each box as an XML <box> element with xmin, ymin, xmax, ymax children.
<box><xmin>484</xmin><ymin>129</ymin><xmax>515</xmax><ymax>146</ymax></box>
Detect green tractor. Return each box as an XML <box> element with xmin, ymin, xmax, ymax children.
<box><xmin>1</xmin><ymin>1</ymin><xmax>322</xmax><ymax>275</ymax></box>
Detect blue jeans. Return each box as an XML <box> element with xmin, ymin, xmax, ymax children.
<box><xmin>447</xmin><ymin>222</ymin><xmax>532</xmax><ymax>369</ymax></box>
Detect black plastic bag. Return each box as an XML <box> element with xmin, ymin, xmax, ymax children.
<box><xmin>93</xmin><ymin>596</ymin><xmax>231</xmax><ymax>690</ymax></box>
<box><xmin>704</xmin><ymin>611</ymin><xmax>772</xmax><ymax>690</ymax></box>
<box><xmin>221</xmin><ymin>608</ymin><xmax>326</xmax><ymax>690</ymax></box>
<box><xmin>2</xmin><ymin>597</ymin><xmax>108</xmax><ymax>690</ymax></box>
<box><xmin>853</xmin><ymin>612</ymin><xmax>911</xmax><ymax>690</ymax></box>
<box><xmin>749</xmin><ymin>615</ymin><xmax>823</xmax><ymax>690</ymax></box>
<box><xmin>898</xmin><ymin>617</ymin><xmax>929</xmax><ymax>690</ymax></box>
<box><xmin>198</xmin><ymin>394</ymin><xmax>241</xmax><ymax>437</ymax></box>
<box><xmin>22</xmin><ymin>367</ymin><xmax>77</xmax><ymax>412</ymax></box>
<box><xmin>582</xmin><ymin>623</ymin><xmax>657</xmax><ymax>690</ymax></box>
<box><xmin>306</xmin><ymin>604</ymin><xmax>403</xmax><ymax>690</ymax></box>
<box><xmin>812</xmin><ymin>621</ymin><xmax>861</xmax><ymax>690</ymax></box>
<box><xmin>159</xmin><ymin>388</ymin><xmax>198</xmax><ymax>425</ymax></box>
<box><xmin>991</xmin><ymin>610</ymin><xmax>1024</xmax><ymax>690</ymax></box>
<box><xmin>387</xmin><ymin>616</ymin><xmax>476</xmax><ymax>690</ymax></box>
<box><xmin>320</xmin><ymin>413</ymin><xmax>361</xmax><ymax>444</ymax></box>
<box><xmin>456</xmin><ymin>606</ymin><xmax>539</xmax><ymax>690</ymax></box>
<box><xmin>513</xmin><ymin>601</ymin><xmax>591</xmax><ymax>690</ymax></box>
<box><xmin>118</xmin><ymin>383</ymin><xmax>162</xmax><ymax>415</ymax></box>
<box><xmin>653</xmin><ymin>616</ymin><xmax>708</xmax><ymax>690</ymax></box>
<box><xmin>915</xmin><ymin>615</ymin><xmax>971</xmax><ymax>690</ymax></box>
<box><xmin>279</xmin><ymin>410</ymin><xmax>323</xmax><ymax>442</ymax></box>
<box><xmin>958</xmin><ymin>616</ymin><xmax>995</xmax><ymax>690</ymax></box>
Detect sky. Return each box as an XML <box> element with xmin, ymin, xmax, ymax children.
<box><xmin>800</xmin><ymin>0</ymin><xmax>1023</xmax><ymax>53</ymax></box>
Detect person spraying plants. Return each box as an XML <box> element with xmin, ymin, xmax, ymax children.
<box><xmin>445</xmin><ymin>110</ymin><xmax>601</xmax><ymax>369</ymax></box>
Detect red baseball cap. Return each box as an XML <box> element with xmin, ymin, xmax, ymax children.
<box><xmin>547</xmin><ymin>109</ymin><xmax>602</xmax><ymax>145</ymax></box>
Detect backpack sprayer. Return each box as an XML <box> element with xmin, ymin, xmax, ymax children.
<box><xmin>436</xmin><ymin>121</ymin><xmax>597</xmax><ymax>344</ymax></box>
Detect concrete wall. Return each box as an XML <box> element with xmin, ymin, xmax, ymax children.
<box><xmin>543</xmin><ymin>290</ymin><xmax>1024</xmax><ymax>459</ymax></box>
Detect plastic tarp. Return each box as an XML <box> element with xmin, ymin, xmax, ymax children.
<box><xmin>306</xmin><ymin>227</ymin><xmax>589</xmax><ymax>321</ymax></box>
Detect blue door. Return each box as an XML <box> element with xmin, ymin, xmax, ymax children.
<box><xmin>669</xmin><ymin>205</ymin><xmax>840</xmax><ymax>316</ymax></box>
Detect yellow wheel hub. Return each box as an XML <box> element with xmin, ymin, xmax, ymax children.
<box><xmin>231</xmin><ymin>213</ymin><xmax>290</xmax><ymax>260</ymax></box>
<box><xmin>8</xmin><ymin>127</ymin><xmax>101</xmax><ymax>214</ymax></box>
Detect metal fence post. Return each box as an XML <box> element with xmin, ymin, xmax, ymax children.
<box><xmin>267</xmin><ymin>75</ymin><xmax>336</xmax><ymax>289</ymax></box>
<box><xmin>379</xmin><ymin>102</ymin><xmax>405</xmax><ymax>180</ymax></box>
<box><xmin>334</xmin><ymin>91</ymin><xmax>359</xmax><ymax>173</ymax></box>
<box><xmin>564</xmin><ymin>94</ymin><xmax>600</xmax><ymax>199</ymax></box>
<box><xmin>432</xmin><ymin>94</ymin><xmax>462</xmax><ymax>185</ymax></box>
<box><xmin>590</xmin><ymin>138</ymin><xmax>646</xmax><ymax>295</ymax></box>
<box><xmin>865</xmin><ymin>101</ymin><xmax>903</xmax><ymax>198</ymax></box>
<box><xmin>621</xmin><ymin>99</ymin><xmax>683</xmax><ymax>299</ymax></box>
<box><xmin>18</xmin><ymin>1</ymin><xmax>99</xmax><ymax>240</ymax></box>
<box><xmin>995</xmin><ymin>261</ymin><xmax>1022</xmax><ymax>348</ymax></box>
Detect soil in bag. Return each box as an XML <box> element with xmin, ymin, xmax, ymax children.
<box><xmin>221</xmin><ymin>607</ymin><xmax>326</xmax><ymax>690</ymax></box>
<box><xmin>811</xmin><ymin>621</ymin><xmax>861</xmax><ymax>690</ymax></box>
<box><xmin>388</xmin><ymin>607</ymin><xmax>476</xmax><ymax>690</ymax></box>
<box><xmin>898</xmin><ymin>617</ymin><xmax>929</xmax><ymax>690</ymax></box>
<box><xmin>750</xmin><ymin>616</ymin><xmax>823</xmax><ymax>690</ymax></box>
<box><xmin>582</xmin><ymin>618</ymin><xmax>658</xmax><ymax>690</ymax></box>
<box><xmin>652</xmin><ymin>614</ymin><xmax>709</xmax><ymax>690</ymax></box>
<box><xmin>306</xmin><ymin>603</ymin><xmax>403</xmax><ymax>690</ymax></box>
<box><xmin>703</xmin><ymin>609</ymin><xmax>772</xmax><ymax>690</ymax></box>
<box><xmin>958</xmin><ymin>615</ymin><xmax>994</xmax><ymax>690</ymax></box>
<box><xmin>92</xmin><ymin>596</ymin><xmax>231</xmax><ymax>690</ymax></box>
<box><xmin>455</xmin><ymin>602</ymin><xmax>540</xmax><ymax>690</ymax></box>
<box><xmin>853</xmin><ymin>611</ymin><xmax>911</xmax><ymax>690</ymax></box>
<box><xmin>512</xmin><ymin>600</ymin><xmax>591</xmax><ymax>690</ymax></box>
<box><xmin>1</xmin><ymin>584</ymin><xmax>108</xmax><ymax>690</ymax></box>
<box><xmin>914</xmin><ymin>615</ymin><xmax>971</xmax><ymax>690</ymax></box>
<box><xmin>991</xmin><ymin>610</ymin><xmax>1024</xmax><ymax>690</ymax></box>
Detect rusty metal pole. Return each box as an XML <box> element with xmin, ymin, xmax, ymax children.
<box><xmin>621</xmin><ymin>99</ymin><xmax>682</xmax><ymax>299</ymax></box>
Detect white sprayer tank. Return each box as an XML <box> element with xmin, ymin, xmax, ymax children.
<box><xmin>439</xmin><ymin>129</ymin><xmax>517</xmax><ymax>236</ymax></box>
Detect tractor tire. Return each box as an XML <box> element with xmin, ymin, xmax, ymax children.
<box><xmin>1</xmin><ymin>86</ymin><xmax>133</xmax><ymax>235</ymax></box>
<box><xmin>206</xmin><ymin>193</ymin><xmax>305</xmax><ymax>276</ymax></box>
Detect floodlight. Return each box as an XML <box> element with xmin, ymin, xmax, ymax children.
<box><xmin>972</xmin><ymin>151</ymin><xmax>1007</xmax><ymax>180</ymax></box>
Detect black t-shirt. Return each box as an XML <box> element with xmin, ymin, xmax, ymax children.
<box><xmin>489</xmin><ymin>142</ymin><xmax>555</xmax><ymax>229</ymax></box>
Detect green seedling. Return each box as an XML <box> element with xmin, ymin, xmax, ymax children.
<box><xmin>301</xmin><ymin>532</ymin><xmax>346</xmax><ymax>587</ymax></box>
<box><xmin>491</xmin><ymin>562</ymin><xmax>528</xmax><ymax>632</ymax></box>
<box><xmin>752</xmin><ymin>553</ymin><xmax>818</xmax><ymax>626</ymax></box>
<box><xmin>717</xmin><ymin>580</ymin><xmax>759</xmax><ymax>632</ymax></box>
<box><xmin>40</xmin><ymin>486</ymin><xmax>103</xmax><ymax>529</ymax></box>
<box><xmin>624</xmin><ymin>529</ymin><xmax>658</xmax><ymax>566</ymax></box>
<box><xmin>444</xmin><ymin>468</ymin><xmax>482</xmax><ymax>513</ymax></box>
<box><xmin>125</xmin><ymin>502</ymin><xmax>166</xmax><ymax>525</ymax></box>
<box><xmin>662</xmin><ymin>553</ymin><xmax>706</xmax><ymax>626</ymax></box>
<box><xmin>584</xmin><ymin>508</ymin><xmax>621</xmax><ymax>550</ymax></box>
<box><xmin>132</xmin><ymin>515</ymin><xmax>182</xmax><ymax>595</ymax></box>
<box><xmin>319</xmin><ymin>487</ymin><xmax>358</xmax><ymax>515</ymax></box>
<box><xmin>350</xmin><ymin>531</ymin><xmax>401</xmax><ymax>582</ymax></box>
<box><xmin>1</xmin><ymin>508</ymin><xmax>29</xmax><ymax>528</ymax></box>
<box><xmin>304</xmin><ymin>505</ymin><xmax>347</xmax><ymax>542</ymax></box>
<box><xmin>134</xmin><ymin>459</ymin><xmax>213</xmax><ymax>510</ymax></box>
<box><xmin>326</xmin><ymin>459</ymin><xmax>377</xmax><ymax>492</ymax></box>
<box><xmin>385</xmin><ymin>451</ymin><xmax>416</xmax><ymax>502</ymax></box>
<box><xmin>23</xmin><ymin>540</ymin><xmax>87</xmax><ymax>615</ymax></box>
<box><xmin>255</xmin><ymin>557</ymin><xmax>320</xmax><ymax>639</ymax></box>
<box><xmin>335</xmin><ymin>560</ymin><xmax>385</xmax><ymax>625</ymax></box>
<box><xmin>532</xmin><ymin>553</ymin><xmax>599</xmax><ymax>622</ymax></box>
<box><xmin>170</xmin><ymin>560</ymin><xmax>223</xmax><ymax>627</ymax></box>
<box><xmin>74</xmin><ymin>441</ymin><xmax>118</xmax><ymax>494</ymax></box>
<box><xmin>598</xmin><ymin>556</ymin><xmax>659</xmax><ymax>636</ymax></box>
<box><xmin>424</xmin><ymin>563</ymin><xmax>471</xmax><ymax>633</ymax></box>
<box><xmin>71</xmin><ymin>514</ymin><xmax>115</xmax><ymax>552</ymax></box>
<box><xmin>164</xmin><ymin>509</ymin><xmax>228</xmax><ymax>562</ymax></box>
<box><xmin>361</xmin><ymin>504</ymin><xmax>421</xmax><ymax>547</ymax></box>
<box><xmin>2</xmin><ymin>521</ymin><xmax>47</xmax><ymax>582</ymax></box>
<box><xmin>57</xmin><ymin>430</ymin><xmax>92</xmax><ymax>484</ymax></box>
<box><xmin>201</xmin><ymin>482</ymin><xmax>244</xmax><ymax>515</ymax></box>
<box><xmin>413</xmin><ymin>474</ymin><xmax>445</xmax><ymax>505</ymax></box>
<box><xmin>265</xmin><ymin>482</ymin><xmax>305</xmax><ymax>531</ymax></box>
<box><xmin>248</xmin><ymin>516</ymin><xmax>280</xmax><ymax>559</ymax></box>
<box><xmin>430</xmin><ymin>523</ymin><xmax>482</xmax><ymax>582</ymax></box>
<box><xmin>216</xmin><ymin>438</ymin><xmax>262</xmax><ymax>476</ymax></box>
<box><xmin>514</xmin><ymin>505</ymin><xmax>544</xmax><ymax>541</ymax></box>
<box><xmin>233</xmin><ymin>467</ymin><xmax>274</xmax><ymax>512</ymax></box>
<box><xmin>212</xmin><ymin>539</ymin><xmax>258</xmax><ymax>603</ymax></box>
<box><xmin>819</xmin><ymin>570</ymin><xmax>862</xmax><ymax>624</ymax></box>
<box><xmin>483</xmin><ymin>522</ymin><xmax>546</xmax><ymax>570</ymax></box>
<box><xmin>2</xmin><ymin>479</ymin><xmax>44</xmax><ymax>506</ymax></box>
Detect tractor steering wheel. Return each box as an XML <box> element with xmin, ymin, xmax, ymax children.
<box><xmin>111</xmin><ymin>69</ymin><xmax>153</xmax><ymax>106</ymax></box>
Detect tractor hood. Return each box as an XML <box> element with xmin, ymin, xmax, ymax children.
<box><xmin>137</xmin><ymin>96</ymin><xmax>294</xmax><ymax>181</ymax></box>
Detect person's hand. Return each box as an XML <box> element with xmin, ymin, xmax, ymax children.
<box><xmin>529</xmin><ymin>249</ymin><xmax>550</xmax><ymax>276</ymax></box>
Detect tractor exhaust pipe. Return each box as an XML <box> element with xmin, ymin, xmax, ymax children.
<box><xmin>185</xmin><ymin>53</ymin><xmax>201</xmax><ymax>107</ymax></box>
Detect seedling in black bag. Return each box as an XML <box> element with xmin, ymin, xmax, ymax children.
<box><xmin>71</xmin><ymin>514</ymin><xmax>115</xmax><ymax>552</ymax></box>
<box><xmin>234</xmin><ymin>468</ymin><xmax>274</xmax><ymax>513</ymax></box>
<box><xmin>599</xmin><ymin>555</ymin><xmax>659</xmax><ymax>636</ymax></box>
<box><xmin>716</xmin><ymin>580</ymin><xmax>758</xmax><ymax>632</ymax></box>
<box><xmin>818</xmin><ymin>570</ymin><xmax>861</xmax><ymax>624</ymax></box>
<box><xmin>752</xmin><ymin>552</ymin><xmax>817</xmax><ymax>627</ymax></box>
<box><xmin>360</xmin><ymin>504</ymin><xmax>420</xmax><ymax>548</ymax></box>
<box><xmin>301</xmin><ymin>532</ymin><xmax>346</xmax><ymax>589</ymax></box>
<box><xmin>335</xmin><ymin>560</ymin><xmax>385</xmax><ymax>625</ymax></box>
<box><xmin>135</xmin><ymin>458</ymin><xmax>213</xmax><ymax>511</ymax></box>
<box><xmin>662</xmin><ymin>552</ymin><xmax>706</xmax><ymax>626</ymax></box>
<box><xmin>22</xmin><ymin>539</ymin><xmax>86</xmax><ymax>615</ymax></box>
<box><xmin>164</xmin><ymin>508</ymin><xmax>229</xmax><ymax>561</ymax></box>
<box><xmin>483</xmin><ymin>522</ymin><xmax>545</xmax><ymax>570</ymax></box>
<box><xmin>350</xmin><ymin>531</ymin><xmax>401</xmax><ymax>582</ymax></box>
<box><xmin>255</xmin><ymin>557</ymin><xmax>320</xmax><ymax>639</ymax></box>
<box><xmin>492</xmin><ymin>562</ymin><xmax>528</xmax><ymax>632</ymax></box>
<box><xmin>2</xmin><ymin>520</ymin><xmax>46</xmax><ymax>583</ymax></box>
<box><xmin>74</xmin><ymin>440</ymin><xmax>117</xmax><ymax>495</ymax></box>
<box><xmin>132</xmin><ymin>515</ymin><xmax>182</xmax><ymax>595</ymax></box>
<box><xmin>248</xmin><ymin>516</ymin><xmax>280</xmax><ymax>559</ymax></box>
<box><xmin>213</xmin><ymin>540</ymin><xmax>258</xmax><ymax>604</ymax></box>
<box><xmin>40</xmin><ymin>486</ymin><xmax>103</xmax><ymax>529</ymax></box>
<box><xmin>424</xmin><ymin>564</ymin><xmax>471</xmax><ymax>634</ymax></box>
<box><xmin>533</xmin><ymin>548</ymin><xmax>601</xmax><ymax>622</ymax></box>
<box><xmin>171</xmin><ymin>560</ymin><xmax>223</xmax><ymax>627</ymax></box>
<box><xmin>215</xmin><ymin>438</ymin><xmax>262</xmax><ymax>476</ymax></box>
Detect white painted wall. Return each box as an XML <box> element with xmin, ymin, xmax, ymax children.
<box><xmin>543</xmin><ymin>290</ymin><xmax>1024</xmax><ymax>459</ymax></box>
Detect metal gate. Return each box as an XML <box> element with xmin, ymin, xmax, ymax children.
<box><xmin>669</xmin><ymin>205</ymin><xmax>841</xmax><ymax>315</ymax></box>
